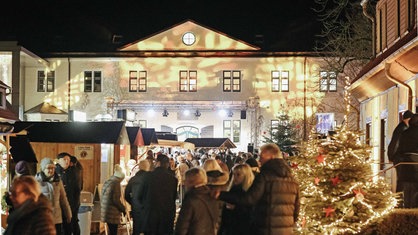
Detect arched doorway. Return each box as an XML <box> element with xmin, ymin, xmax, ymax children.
<box><xmin>176</xmin><ymin>126</ymin><xmax>199</xmax><ymax>141</ymax></box>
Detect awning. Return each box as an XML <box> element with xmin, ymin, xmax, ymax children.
<box><xmin>184</xmin><ymin>138</ymin><xmax>236</xmax><ymax>149</ymax></box>
<box><xmin>12</xmin><ymin>121</ymin><xmax>129</xmax><ymax>144</ymax></box>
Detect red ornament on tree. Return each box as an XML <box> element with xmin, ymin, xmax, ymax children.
<box><xmin>291</xmin><ymin>162</ymin><xmax>298</xmax><ymax>168</ymax></box>
<box><xmin>314</xmin><ymin>177</ymin><xmax>320</xmax><ymax>185</ymax></box>
<box><xmin>323</xmin><ymin>206</ymin><xmax>335</xmax><ymax>217</ymax></box>
<box><xmin>316</xmin><ymin>154</ymin><xmax>325</xmax><ymax>164</ymax></box>
<box><xmin>330</xmin><ymin>176</ymin><xmax>342</xmax><ymax>186</ymax></box>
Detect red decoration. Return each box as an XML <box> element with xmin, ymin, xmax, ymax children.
<box><xmin>330</xmin><ymin>176</ymin><xmax>342</xmax><ymax>186</ymax></box>
<box><xmin>323</xmin><ymin>206</ymin><xmax>335</xmax><ymax>217</ymax></box>
<box><xmin>301</xmin><ymin>217</ymin><xmax>306</xmax><ymax>227</ymax></box>
<box><xmin>291</xmin><ymin>163</ymin><xmax>298</xmax><ymax>168</ymax></box>
<box><xmin>316</xmin><ymin>154</ymin><xmax>325</xmax><ymax>164</ymax></box>
<box><xmin>314</xmin><ymin>177</ymin><xmax>320</xmax><ymax>185</ymax></box>
<box><xmin>353</xmin><ymin>188</ymin><xmax>366</xmax><ymax>201</ymax></box>
<box><xmin>353</xmin><ymin>188</ymin><xmax>366</xmax><ymax>196</ymax></box>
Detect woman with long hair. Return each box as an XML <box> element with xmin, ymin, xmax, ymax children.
<box><xmin>220</xmin><ymin>163</ymin><xmax>255</xmax><ymax>235</ymax></box>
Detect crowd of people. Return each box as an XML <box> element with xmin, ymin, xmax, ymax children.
<box><xmin>3</xmin><ymin>152</ymin><xmax>83</xmax><ymax>235</ymax></box>
<box><xmin>122</xmin><ymin>143</ymin><xmax>300</xmax><ymax>235</ymax></box>
<box><xmin>3</xmin><ymin>143</ymin><xmax>300</xmax><ymax>235</ymax></box>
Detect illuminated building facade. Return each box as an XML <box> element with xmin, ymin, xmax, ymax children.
<box><xmin>1</xmin><ymin>20</ymin><xmax>345</xmax><ymax>151</ymax></box>
<box><xmin>350</xmin><ymin>0</ymin><xmax>417</xmax><ymax>188</ymax></box>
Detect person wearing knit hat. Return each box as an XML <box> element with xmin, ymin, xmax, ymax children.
<box><xmin>124</xmin><ymin>159</ymin><xmax>151</xmax><ymax>235</ymax></box>
<box><xmin>101</xmin><ymin>164</ymin><xmax>126</xmax><ymax>235</ymax></box>
<box><xmin>14</xmin><ymin>160</ymin><xmax>31</xmax><ymax>177</ymax></box>
<box><xmin>35</xmin><ymin>157</ymin><xmax>72</xmax><ymax>234</ymax></box>
<box><xmin>175</xmin><ymin>167</ymin><xmax>223</xmax><ymax>235</ymax></box>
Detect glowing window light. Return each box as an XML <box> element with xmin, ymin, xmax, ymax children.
<box><xmin>147</xmin><ymin>109</ymin><xmax>155</xmax><ymax>117</ymax></box>
<box><xmin>218</xmin><ymin>109</ymin><xmax>227</xmax><ymax>117</ymax></box>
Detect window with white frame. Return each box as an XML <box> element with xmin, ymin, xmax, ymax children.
<box><xmin>223</xmin><ymin>70</ymin><xmax>241</xmax><ymax>92</ymax></box>
<box><xmin>271</xmin><ymin>70</ymin><xmax>289</xmax><ymax>92</ymax></box>
<box><xmin>84</xmin><ymin>71</ymin><xmax>102</xmax><ymax>92</ymax></box>
<box><xmin>223</xmin><ymin>120</ymin><xmax>241</xmax><ymax>143</ymax></box>
<box><xmin>37</xmin><ymin>71</ymin><xmax>55</xmax><ymax>92</ymax></box>
<box><xmin>179</xmin><ymin>70</ymin><xmax>197</xmax><ymax>92</ymax></box>
<box><xmin>319</xmin><ymin>71</ymin><xmax>337</xmax><ymax>92</ymax></box>
<box><xmin>129</xmin><ymin>71</ymin><xmax>147</xmax><ymax>92</ymax></box>
<box><xmin>138</xmin><ymin>120</ymin><xmax>147</xmax><ymax>128</ymax></box>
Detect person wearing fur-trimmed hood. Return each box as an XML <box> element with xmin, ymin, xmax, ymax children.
<box><xmin>35</xmin><ymin>157</ymin><xmax>72</xmax><ymax>235</ymax></box>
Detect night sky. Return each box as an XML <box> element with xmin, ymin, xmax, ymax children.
<box><xmin>0</xmin><ymin>0</ymin><xmax>322</xmax><ymax>54</ymax></box>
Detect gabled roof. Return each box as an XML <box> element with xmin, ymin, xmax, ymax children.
<box><xmin>126</xmin><ymin>127</ymin><xmax>158</xmax><ymax>146</ymax></box>
<box><xmin>119</xmin><ymin>20</ymin><xmax>259</xmax><ymax>51</ymax></box>
<box><xmin>184</xmin><ymin>138</ymin><xmax>236</xmax><ymax>149</ymax></box>
<box><xmin>12</xmin><ymin>121</ymin><xmax>128</xmax><ymax>144</ymax></box>
<box><xmin>25</xmin><ymin>102</ymin><xmax>67</xmax><ymax>114</ymax></box>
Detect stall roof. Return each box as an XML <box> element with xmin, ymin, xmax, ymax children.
<box><xmin>9</xmin><ymin>135</ymin><xmax>37</xmax><ymax>163</ymax></box>
<box><xmin>184</xmin><ymin>138</ymin><xmax>236</xmax><ymax>148</ymax></box>
<box><xmin>153</xmin><ymin>139</ymin><xmax>195</xmax><ymax>149</ymax></box>
<box><xmin>126</xmin><ymin>127</ymin><xmax>158</xmax><ymax>146</ymax></box>
<box><xmin>156</xmin><ymin>132</ymin><xmax>178</xmax><ymax>141</ymax></box>
<box><xmin>12</xmin><ymin>121</ymin><xmax>129</xmax><ymax>144</ymax></box>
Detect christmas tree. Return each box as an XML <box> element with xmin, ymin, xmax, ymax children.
<box><xmin>263</xmin><ymin>112</ymin><xmax>299</xmax><ymax>156</ymax></box>
<box><xmin>289</xmin><ymin>78</ymin><xmax>397</xmax><ymax>234</ymax></box>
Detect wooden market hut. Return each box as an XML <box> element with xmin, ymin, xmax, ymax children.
<box><xmin>12</xmin><ymin>121</ymin><xmax>129</xmax><ymax>193</ymax></box>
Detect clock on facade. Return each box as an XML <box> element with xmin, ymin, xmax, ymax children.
<box><xmin>182</xmin><ymin>32</ymin><xmax>196</xmax><ymax>46</ymax></box>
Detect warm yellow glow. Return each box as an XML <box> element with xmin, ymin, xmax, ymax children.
<box><xmin>306</xmin><ymin>106</ymin><xmax>313</xmax><ymax>117</ymax></box>
<box><xmin>120</xmin><ymin>21</ymin><xmax>258</xmax><ymax>51</ymax></box>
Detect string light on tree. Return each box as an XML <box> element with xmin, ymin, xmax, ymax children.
<box><xmin>289</xmin><ymin>80</ymin><xmax>397</xmax><ymax>234</ymax></box>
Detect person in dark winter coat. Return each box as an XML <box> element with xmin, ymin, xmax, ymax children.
<box><xmin>36</xmin><ymin>158</ymin><xmax>72</xmax><ymax>235</ymax></box>
<box><xmin>216</xmin><ymin>143</ymin><xmax>300</xmax><ymax>235</ymax></box>
<box><xmin>175</xmin><ymin>167</ymin><xmax>223</xmax><ymax>235</ymax></box>
<box><xmin>55</xmin><ymin>152</ymin><xmax>83</xmax><ymax>235</ymax></box>
<box><xmin>394</xmin><ymin>114</ymin><xmax>418</xmax><ymax>208</ymax></box>
<box><xmin>142</xmin><ymin>154</ymin><xmax>178</xmax><ymax>235</ymax></box>
<box><xmin>101</xmin><ymin>164</ymin><xmax>126</xmax><ymax>235</ymax></box>
<box><xmin>4</xmin><ymin>175</ymin><xmax>56</xmax><ymax>235</ymax></box>
<box><xmin>220</xmin><ymin>164</ymin><xmax>255</xmax><ymax>235</ymax></box>
<box><xmin>388</xmin><ymin>110</ymin><xmax>413</xmax><ymax>192</ymax></box>
<box><xmin>124</xmin><ymin>159</ymin><xmax>151</xmax><ymax>235</ymax></box>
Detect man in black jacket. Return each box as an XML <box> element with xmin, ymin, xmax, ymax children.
<box><xmin>216</xmin><ymin>143</ymin><xmax>300</xmax><ymax>235</ymax></box>
<box><xmin>56</xmin><ymin>152</ymin><xmax>83</xmax><ymax>235</ymax></box>
<box><xmin>142</xmin><ymin>154</ymin><xmax>178</xmax><ymax>235</ymax></box>
<box><xmin>124</xmin><ymin>159</ymin><xmax>151</xmax><ymax>235</ymax></box>
<box><xmin>388</xmin><ymin>110</ymin><xmax>413</xmax><ymax>192</ymax></box>
<box><xmin>394</xmin><ymin>114</ymin><xmax>418</xmax><ymax>208</ymax></box>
